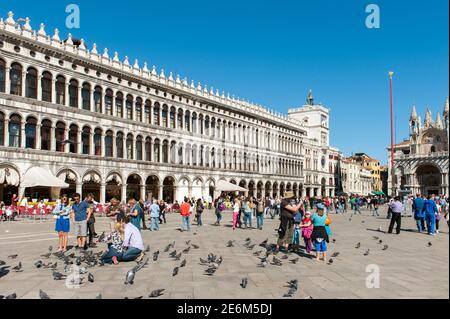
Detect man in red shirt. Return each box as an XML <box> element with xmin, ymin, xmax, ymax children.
<box><xmin>180</xmin><ymin>197</ymin><xmax>191</xmax><ymax>232</ymax></box>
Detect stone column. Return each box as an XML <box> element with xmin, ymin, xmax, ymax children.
<box><xmin>64</xmin><ymin>127</ymin><xmax>70</xmax><ymax>153</ymax></box>
<box><xmin>76</xmin><ymin>182</ymin><xmax>83</xmax><ymax>196</ymax></box>
<box><xmin>78</xmin><ymin>130</ymin><xmax>83</xmax><ymax>154</ymax></box>
<box><xmin>50</xmin><ymin>125</ymin><xmax>56</xmax><ymax>151</ymax></box>
<box><xmin>112</xmin><ymin>90</ymin><xmax>117</xmax><ymax>117</ymax></box>
<box><xmin>64</xmin><ymin>82</ymin><xmax>70</xmax><ymax>107</ymax></box>
<box><xmin>159</xmin><ymin>185</ymin><xmax>164</xmax><ymax>201</ymax></box>
<box><xmin>4</xmin><ymin>65</ymin><xmax>10</xmax><ymax>94</ymax></box>
<box><xmin>101</xmin><ymin>132</ymin><xmax>106</xmax><ymax>157</ymax></box>
<box><xmin>37</xmin><ymin>75</ymin><xmax>42</xmax><ymax>101</ymax></box>
<box><xmin>121</xmin><ymin>184</ymin><xmax>127</xmax><ymax>203</ymax></box>
<box><xmin>35</xmin><ymin>124</ymin><xmax>41</xmax><ymax>149</ymax></box>
<box><xmin>3</xmin><ymin>118</ymin><xmax>9</xmax><ymax>147</ymax></box>
<box><xmin>20</xmin><ymin>121</ymin><xmax>26</xmax><ymax>148</ymax></box>
<box><xmin>112</xmin><ymin>133</ymin><xmax>116</xmax><ymax>158</ymax></box>
<box><xmin>21</xmin><ymin>73</ymin><xmax>26</xmax><ymax>97</ymax></box>
<box><xmin>77</xmin><ymin>81</ymin><xmax>82</xmax><ymax>109</ymax></box>
<box><xmin>140</xmin><ymin>184</ymin><xmax>146</xmax><ymax>201</ymax></box>
<box><xmin>100</xmin><ymin>183</ymin><xmax>106</xmax><ymax>204</ymax></box>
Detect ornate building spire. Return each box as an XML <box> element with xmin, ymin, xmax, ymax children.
<box><xmin>425</xmin><ymin>108</ymin><xmax>432</xmax><ymax>128</ymax></box>
<box><xmin>444</xmin><ymin>97</ymin><xmax>449</xmax><ymax>118</ymax></box>
<box><xmin>435</xmin><ymin>112</ymin><xmax>443</xmax><ymax>129</ymax></box>
<box><xmin>306</xmin><ymin>89</ymin><xmax>314</xmax><ymax>106</ymax></box>
<box><xmin>410</xmin><ymin>105</ymin><xmax>418</xmax><ymax>122</ymax></box>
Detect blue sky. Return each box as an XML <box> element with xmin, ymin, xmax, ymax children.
<box><xmin>1</xmin><ymin>0</ymin><xmax>448</xmax><ymax>164</ymax></box>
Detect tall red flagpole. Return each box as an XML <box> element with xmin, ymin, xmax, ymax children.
<box><xmin>389</xmin><ymin>71</ymin><xmax>395</xmax><ymax>196</ymax></box>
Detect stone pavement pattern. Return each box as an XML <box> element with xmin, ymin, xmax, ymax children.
<box><xmin>0</xmin><ymin>207</ymin><xmax>448</xmax><ymax>299</ymax></box>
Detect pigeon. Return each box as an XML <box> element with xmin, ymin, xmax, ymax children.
<box><xmin>169</xmin><ymin>241</ymin><xmax>176</xmax><ymax>248</ymax></box>
<box><xmin>332</xmin><ymin>239</ymin><xmax>336</xmax><ymax>243</ymax></box>
<box><xmin>88</xmin><ymin>273</ymin><xmax>94</xmax><ymax>283</ymax></box>
<box><xmin>382</xmin><ymin>245</ymin><xmax>389</xmax><ymax>251</ymax></box>
<box><xmin>257</xmin><ymin>261</ymin><xmax>267</xmax><ymax>267</ymax></box>
<box><xmin>378</xmin><ymin>226</ymin><xmax>382</xmax><ymax>232</ymax></box>
<box><xmin>95</xmin><ymin>294</ymin><xmax>102</xmax><ymax>299</ymax></box>
<box><xmin>52</xmin><ymin>270</ymin><xmax>67</xmax><ymax>281</ymax></box>
<box><xmin>361</xmin><ymin>221</ymin><xmax>366</xmax><ymax>224</ymax></box>
<box><xmin>355</xmin><ymin>242</ymin><xmax>361</xmax><ymax>249</ymax></box>
<box><xmin>153</xmin><ymin>251</ymin><xmax>160</xmax><ymax>262</ymax></box>
<box><xmin>283</xmin><ymin>287</ymin><xmax>298</xmax><ymax>297</ymax></box>
<box><xmin>253</xmin><ymin>250</ymin><xmax>263</xmax><ymax>256</ymax></box>
<box><xmin>34</xmin><ymin>260</ymin><xmax>43</xmax><ymax>268</ymax></box>
<box><xmin>327</xmin><ymin>258</ymin><xmax>334</xmax><ymax>265</ymax></box>
<box><xmin>169</xmin><ymin>250</ymin><xmax>177</xmax><ymax>258</ymax></box>
<box><xmin>0</xmin><ymin>260</ymin><xmax>5</xmax><ymax>266</ymax></box>
<box><xmin>191</xmin><ymin>244</ymin><xmax>200</xmax><ymax>249</ymax></box>
<box><xmin>174</xmin><ymin>252</ymin><xmax>182</xmax><ymax>261</ymax></box>
<box><xmin>144</xmin><ymin>245</ymin><xmax>151</xmax><ymax>253</ymax></box>
<box><xmin>39</xmin><ymin>289</ymin><xmax>50</xmax><ymax>299</ymax></box>
<box><xmin>41</xmin><ymin>252</ymin><xmax>52</xmax><ymax>259</ymax></box>
<box><xmin>164</xmin><ymin>245</ymin><xmax>171</xmax><ymax>253</ymax></box>
<box><xmin>180</xmin><ymin>259</ymin><xmax>187</xmax><ymax>268</ymax></box>
<box><xmin>125</xmin><ymin>268</ymin><xmax>136</xmax><ymax>285</ymax></box>
<box><xmin>48</xmin><ymin>246</ymin><xmax>53</xmax><ymax>252</ymax></box>
<box><xmin>364</xmin><ymin>249</ymin><xmax>370</xmax><ymax>256</ymax></box>
<box><xmin>216</xmin><ymin>256</ymin><xmax>223</xmax><ymax>265</ymax></box>
<box><xmin>226</xmin><ymin>240</ymin><xmax>235</xmax><ymax>247</ymax></box>
<box><xmin>199</xmin><ymin>258</ymin><xmax>209</xmax><ymax>265</ymax></box>
<box><xmin>208</xmin><ymin>254</ymin><xmax>217</xmax><ymax>263</ymax></box>
<box><xmin>372</xmin><ymin>236</ymin><xmax>380</xmax><ymax>240</ymax></box>
<box><xmin>281</xmin><ymin>255</ymin><xmax>289</xmax><ymax>260</ymax></box>
<box><xmin>272</xmin><ymin>256</ymin><xmax>283</xmax><ymax>266</ymax></box>
<box><xmin>172</xmin><ymin>267</ymin><xmax>179</xmax><ymax>277</ymax></box>
<box><xmin>240</xmin><ymin>278</ymin><xmax>248</xmax><ymax>288</ymax></box>
<box><xmin>182</xmin><ymin>247</ymin><xmax>191</xmax><ymax>254</ymax></box>
<box><xmin>70</xmin><ymin>277</ymin><xmax>84</xmax><ymax>285</ymax></box>
<box><xmin>12</xmin><ymin>262</ymin><xmax>23</xmax><ymax>272</ymax></box>
<box><xmin>75</xmin><ymin>257</ymin><xmax>82</xmax><ymax>266</ymax></box>
<box><xmin>5</xmin><ymin>293</ymin><xmax>17</xmax><ymax>299</ymax></box>
<box><xmin>259</xmin><ymin>239</ymin><xmax>269</xmax><ymax>247</ymax></box>
<box><xmin>245</xmin><ymin>237</ymin><xmax>251</xmax><ymax>242</ymax></box>
<box><xmin>204</xmin><ymin>267</ymin><xmax>217</xmax><ymax>276</ymax></box>
<box><xmin>134</xmin><ymin>258</ymin><xmax>149</xmax><ymax>272</ymax></box>
<box><xmin>68</xmin><ymin>252</ymin><xmax>76</xmax><ymax>259</ymax></box>
<box><xmin>331</xmin><ymin>252</ymin><xmax>340</xmax><ymax>258</ymax></box>
<box><xmin>428</xmin><ymin>242</ymin><xmax>432</xmax><ymax>247</ymax></box>
<box><xmin>247</xmin><ymin>244</ymin><xmax>256</xmax><ymax>250</ymax></box>
<box><xmin>97</xmin><ymin>232</ymin><xmax>106</xmax><ymax>243</ymax></box>
<box><xmin>290</xmin><ymin>258</ymin><xmax>299</xmax><ymax>264</ymax></box>
<box><xmin>149</xmin><ymin>289</ymin><xmax>165</xmax><ymax>298</ymax></box>
<box><xmin>286</xmin><ymin>279</ymin><xmax>298</xmax><ymax>290</ymax></box>
<box><xmin>8</xmin><ymin>255</ymin><xmax>18</xmax><ymax>259</ymax></box>
<box><xmin>185</xmin><ymin>240</ymin><xmax>191</xmax><ymax>246</ymax></box>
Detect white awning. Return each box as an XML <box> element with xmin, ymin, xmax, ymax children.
<box><xmin>21</xmin><ymin>167</ymin><xmax>69</xmax><ymax>188</ymax></box>
<box><xmin>215</xmin><ymin>180</ymin><xmax>247</xmax><ymax>192</ymax></box>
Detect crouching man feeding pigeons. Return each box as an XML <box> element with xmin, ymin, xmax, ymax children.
<box><xmin>119</xmin><ymin>216</ymin><xmax>145</xmax><ymax>263</ymax></box>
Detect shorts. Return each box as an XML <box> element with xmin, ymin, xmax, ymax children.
<box><xmin>74</xmin><ymin>220</ymin><xmax>87</xmax><ymax>237</ymax></box>
<box><xmin>314</xmin><ymin>239</ymin><xmax>327</xmax><ymax>252</ymax></box>
<box><xmin>55</xmin><ymin>217</ymin><xmax>70</xmax><ymax>233</ymax></box>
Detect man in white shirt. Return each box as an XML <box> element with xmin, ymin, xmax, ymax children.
<box><xmin>120</xmin><ymin>216</ymin><xmax>145</xmax><ymax>262</ymax></box>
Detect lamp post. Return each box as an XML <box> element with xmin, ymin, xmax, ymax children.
<box><xmin>389</xmin><ymin>71</ymin><xmax>395</xmax><ymax>197</ymax></box>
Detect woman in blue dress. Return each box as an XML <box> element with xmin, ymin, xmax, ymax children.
<box><xmin>52</xmin><ymin>194</ymin><xmax>71</xmax><ymax>252</ymax></box>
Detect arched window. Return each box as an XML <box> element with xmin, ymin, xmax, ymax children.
<box><xmin>126</xmin><ymin>134</ymin><xmax>134</xmax><ymax>159</ymax></box>
<box><xmin>144</xmin><ymin>100</ymin><xmax>152</xmax><ymax>124</ymax></box>
<box><xmin>69</xmin><ymin>124</ymin><xmax>78</xmax><ymax>153</ymax></box>
<box><xmin>10</xmin><ymin>63</ymin><xmax>23</xmax><ymax>96</ymax></box>
<box><xmin>9</xmin><ymin>114</ymin><xmax>22</xmax><ymax>147</ymax></box>
<box><xmin>55</xmin><ymin>122</ymin><xmax>66</xmax><ymax>152</ymax></box>
<box><xmin>0</xmin><ymin>59</ymin><xmax>5</xmax><ymax>93</ymax></box>
<box><xmin>136</xmin><ymin>136</ymin><xmax>143</xmax><ymax>160</ymax></box>
<box><xmin>82</xmin><ymin>83</ymin><xmax>91</xmax><ymax>110</ymax></box>
<box><xmin>41</xmin><ymin>72</ymin><xmax>52</xmax><ymax>102</ymax></box>
<box><xmin>162</xmin><ymin>105</ymin><xmax>168</xmax><ymax>128</ymax></box>
<box><xmin>153</xmin><ymin>139</ymin><xmax>160</xmax><ymax>162</ymax></box>
<box><xmin>105</xmin><ymin>130</ymin><xmax>113</xmax><ymax>157</ymax></box>
<box><xmin>26</xmin><ymin>67</ymin><xmax>38</xmax><ymax>99</ymax></box>
<box><xmin>116</xmin><ymin>92</ymin><xmax>124</xmax><ymax>118</ymax></box>
<box><xmin>0</xmin><ymin>112</ymin><xmax>4</xmax><ymax>145</ymax></box>
<box><xmin>199</xmin><ymin>114</ymin><xmax>204</xmax><ymax>134</ymax></box>
<box><xmin>153</xmin><ymin>103</ymin><xmax>160</xmax><ymax>126</ymax></box>
<box><xmin>55</xmin><ymin>76</ymin><xmax>65</xmax><ymax>105</ymax></box>
<box><xmin>145</xmin><ymin>137</ymin><xmax>151</xmax><ymax>161</ymax></box>
<box><xmin>178</xmin><ymin>109</ymin><xmax>183</xmax><ymax>130</ymax></box>
<box><xmin>116</xmin><ymin>132</ymin><xmax>124</xmax><ymax>158</ymax></box>
<box><xmin>162</xmin><ymin>140</ymin><xmax>169</xmax><ymax>163</ymax></box>
<box><xmin>126</xmin><ymin>95</ymin><xmax>133</xmax><ymax>120</ymax></box>
<box><xmin>94</xmin><ymin>128</ymin><xmax>102</xmax><ymax>156</ymax></box>
<box><xmin>185</xmin><ymin>111</ymin><xmax>191</xmax><ymax>132</ymax></box>
<box><xmin>82</xmin><ymin>127</ymin><xmax>91</xmax><ymax>155</ymax></box>
<box><xmin>41</xmin><ymin>119</ymin><xmax>52</xmax><ymax>150</ymax></box>
<box><xmin>211</xmin><ymin>118</ymin><xmax>216</xmax><ymax>138</ymax></box>
<box><xmin>192</xmin><ymin>112</ymin><xmax>197</xmax><ymax>133</ymax></box>
<box><xmin>25</xmin><ymin>117</ymin><xmax>37</xmax><ymax>149</ymax></box>
<box><xmin>69</xmin><ymin>79</ymin><xmax>79</xmax><ymax>107</ymax></box>
<box><xmin>200</xmin><ymin>145</ymin><xmax>204</xmax><ymax>166</ymax></box>
<box><xmin>135</xmin><ymin>98</ymin><xmax>143</xmax><ymax>122</ymax></box>
<box><xmin>211</xmin><ymin>148</ymin><xmax>216</xmax><ymax>168</ymax></box>
<box><xmin>170</xmin><ymin>107</ymin><xmax>176</xmax><ymax>129</ymax></box>
<box><xmin>94</xmin><ymin>86</ymin><xmax>102</xmax><ymax>113</ymax></box>
<box><xmin>105</xmin><ymin>89</ymin><xmax>113</xmax><ymax>115</ymax></box>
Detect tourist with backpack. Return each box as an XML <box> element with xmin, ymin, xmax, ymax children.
<box><xmin>256</xmin><ymin>197</ymin><xmax>264</xmax><ymax>230</ymax></box>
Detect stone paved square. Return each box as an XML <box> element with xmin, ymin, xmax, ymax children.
<box><xmin>0</xmin><ymin>206</ymin><xmax>448</xmax><ymax>299</ymax></box>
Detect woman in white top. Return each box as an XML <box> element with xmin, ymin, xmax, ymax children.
<box><xmin>232</xmin><ymin>198</ymin><xmax>240</xmax><ymax>230</ymax></box>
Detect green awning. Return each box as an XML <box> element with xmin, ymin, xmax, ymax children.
<box><xmin>372</xmin><ymin>191</ymin><xmax>386</xmax><ymax>196</ymax></box>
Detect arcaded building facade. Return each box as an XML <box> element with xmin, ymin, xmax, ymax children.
<box><xmin>0</xmin><ymin>12</ymin><xmax>339</xmax><ymax>204</ymax></box>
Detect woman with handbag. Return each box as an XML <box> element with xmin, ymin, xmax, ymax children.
<box><xmin>196</xmin><ymin>198</ymin><xmax>204</xmax><ymax>226</ymax></box>
<box><xmin>52</xmin><ymin>194</ymin><xmax>71</xmax><ymax>253</ymax></box>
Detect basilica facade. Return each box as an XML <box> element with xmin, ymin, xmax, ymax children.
<box><xmin>387</xmin><ymin>99</ymin><xmax>449</xmax><ymax>196</ymax></box>
<box><xmin>0</xmin><ymin>11</ymin><xmax>339</xmax><ymax>204</ymax></box>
